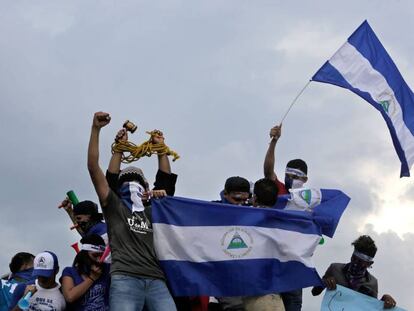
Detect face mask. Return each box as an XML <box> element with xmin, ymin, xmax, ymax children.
<box><xmin>119</xmin><ymin>181</ymin><xmax>146</xmax><ymax>213</ymax></box>
<box><xmin>14</xmin><ymin>268</ymin><xmax>34</xmax><ymax>281</ymax></box>
<box><xmin>291</xmin><ymin>179</ymin><xmax>305</xmax><ymax>189</ymax></box>
<box><xmin>78</xmin><ymin>221</ymin><xmax>96</xmax><ymax>233</ymax></box>
<box><xmin>348</xmin><ymin>261</ymin><xmax>367</xmax><ymax>275</ymax></box>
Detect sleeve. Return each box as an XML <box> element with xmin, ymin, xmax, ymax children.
<box><xmin>100</xmin><ymin>190</ymin><xmax>122</xmax><ymax>223</ymax></box>
<box><xmin>8</xmin><ymin>283</ymin><xmax>25</xmax><ymax>310</ymax></box>
<box><xmin>372</xmin><ymin>279</ymin><xmax>378</xmax><ymax>298</ymax></box>
<box><xmin>61</xmin><ymin>267</ymin><xmax>74</xmax><ymax>279</ymax></box>
<box><xmin>106</xmin><ymin>171</ymin><xmax>119</xmax><ymax>194</ymax></box>
<box><xmin>274</xmin><ymin>178</ymin><xmax>288</xmax><ymax>196</ymax></box>
<box><xmin>322</xmin><ymin>264</ymin><xmax>335</xmax><ymax>279</ymax></box>
<box><xmin>153</xmin><ymin>170</ymin><xmax>178</xmax><ymax>196</ymax></box>
<box><xmin>359</xmin><ymin>275</ymin><xmax>378</xmax><ymax>298</ymax></box>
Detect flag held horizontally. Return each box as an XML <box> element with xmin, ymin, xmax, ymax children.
<box><xmin>151</xmin><ymin>193</ymin><xmax>349</xmax><ymax>297</ymax></box>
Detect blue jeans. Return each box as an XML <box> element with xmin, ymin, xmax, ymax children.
<box><xmin>281</xmin><ymin>289</ymin><xmax>302</xmax><ymax>311</ymax></box>
<box><xmin>110</xmin><ymin>274</ymin><xmax>177</xmax><ymax>311</ymax></box>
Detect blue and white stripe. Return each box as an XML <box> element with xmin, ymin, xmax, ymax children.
<box><xmin>312</xmin><ymin>20</ymin><xmax>414</xmax><ymax>177</ymax></box>
<box><xmin>152</xmin><ymin>197</ymin><xmax>324</xmax><ymax>297</ymax></box>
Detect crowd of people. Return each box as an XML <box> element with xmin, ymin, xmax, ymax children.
<box><xmin>0</xmin><ymin>112</ymin><xmax>397</xmax><ymax>311</ymax></box>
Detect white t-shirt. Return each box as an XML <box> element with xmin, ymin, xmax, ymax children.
<box><xmin>28</xmin><ymin>280</ymin><xmax>66</xmax><ymax>311</ymax></box>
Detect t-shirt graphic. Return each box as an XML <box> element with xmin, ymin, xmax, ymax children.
<box><xmin>127</xmin><ymin>212</ymin><xmax>152</xmax><ymax>234</ymax></box>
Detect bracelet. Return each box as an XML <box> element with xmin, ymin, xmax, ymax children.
<box><xmin>88</xmin><ymin>276</ymin><xmax>96</xmax><ymax>282</ymax></box>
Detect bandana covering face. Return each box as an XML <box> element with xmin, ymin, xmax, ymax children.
<box><xmin>284</xmin><ymin>177</ymin><xmax>305</xmax><ymax>190</ymax></box>
<box><xmin>119</xmin><ymin>181</ymin><xmax>146</xmax><ymax>212</ymax></box>
<box><xmin>285</xmin><ymin>167</ymin><xmax>307</xmax><ymax>190</ymax></box>
<box><xmin>12</xmin><ymin>268</ymin><xmax>34</xmax><ymax>281</ymax></box>
<box><xmin>78</xmin><ymin>220</ymin><xmax>98</xmax><ymax>233</ymax></box>
<box><xmin>292</xmin><ymin>179</ymin><xmax>305</xmax><ymax>189</ymax></box>
<box><xmin>345</xmin><ymin>251</ymin><xmax>372</xmax><ymax>290</ymax></box>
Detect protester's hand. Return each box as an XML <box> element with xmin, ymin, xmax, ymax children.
<box><xmin>59</xmin><ymin>198</ymin><xmax>72</xmax><ymax>212</ymax></box>
<box><xmin>150</xmin><ymin>190</ymin><xmax>167</xmax><ymax>199</ymax></box>
<box><xmin>89</xmin><ymin>264</ymin><xmax>103</xmax><ymax>281</ymax></box>
<box><xmin>115</xmin><ymin>128</ymin><xmax>128</xmax><ymax>142</ymax></box>
<box><xmin>151</xmin><ymin>130</ymin><xmax>165</xmax><ymax>144</ymax></box>
<box><xmin>93</xmin><ymin>112</ymin><xmax>111</xmax><ymax>129</ymax></box>
<box><xmin>269</xmin><ymin>124</ymin><xmax>282</xmax><ymax>140</ymax></box>
<box><xmin>381</xmin><ymin>294</ymin><xmax>396</xmax><ymax>309</ymax></box>
<box><xmin>23</xmin><ymin>284</ymin><xmax>37</xmax><ymax>296</ymax></box>
<box><xmin>323</xmin><ymin>276</ymin><xmax>337</xmax><ymax>290</ymax></box>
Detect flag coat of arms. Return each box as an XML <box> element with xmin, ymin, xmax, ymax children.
<box><xmin>312</xmin><ymin>20</ymin><xmax>414</xmax><ymax>177</ymax></box>
<box><xmin>152</xmin><ymin>191</ymin><xmax>349</xmax><ymax>297</ymax></box>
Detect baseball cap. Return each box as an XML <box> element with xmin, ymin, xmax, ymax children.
<box><xmin>224</xmin><ymin>176</ymin><xmax>250</xmax><ymax>193</ymax></box>
<box><xmin>32</xmin><ymin>251</ymin><xmax>58</xmax><ymax>278</ymax></box>
<box><xmin>73</xmin><ymin>200</ymin><xmax>98</xmax><ymax>216</ymax></box>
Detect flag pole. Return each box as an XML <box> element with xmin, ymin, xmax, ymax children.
<box><xmin>279</xmin><ymin>80</ymin><xmax>312</xmax><ymax>125</ymax></box>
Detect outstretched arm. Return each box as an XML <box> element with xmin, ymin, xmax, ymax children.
<box><xmin>263</xmin><ymin>124</ymin><xmax>282</xmax><ymax>180</ymax></box>
<box><xmin>88</xmin><ymin>112</ymin><xmax>111</xmax><ymax>206</ymax></box>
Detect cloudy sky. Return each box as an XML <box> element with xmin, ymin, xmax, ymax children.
<box><xmin>1</xmin><ymin>1</ymin><xmax>413</xmax><ymax>309</ymax></box>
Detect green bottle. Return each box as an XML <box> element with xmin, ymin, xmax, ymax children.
<box><xmin>66</xmin><ymin>190</ymin><xmax>80</xmax><ymax>206</ymax></box>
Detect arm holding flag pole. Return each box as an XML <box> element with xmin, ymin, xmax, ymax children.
<box><xmin>264</xmin><ymin>80</ymin><xmax>312</xmax><ymax>184</ymax></box>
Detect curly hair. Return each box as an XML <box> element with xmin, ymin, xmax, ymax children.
<box><xmin>352</xmin><ymin>235</ymin><xmax>377</xmax><ymax>258</ymax></box>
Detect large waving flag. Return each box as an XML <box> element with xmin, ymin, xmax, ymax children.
<box><xmin>312</xmin><ymin>20</ymin><xmax>414</xmax><ymax>177</ymax></box>
<box><xmin>152</xmin><ymin>194</ymin><xmax>348</xmax><ymax>297</ymax></box>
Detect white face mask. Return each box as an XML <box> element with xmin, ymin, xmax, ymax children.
<box><xmin>291</xmin><ymin>179</ymin><xmax>305</xmax><ymax>189</ymax></box>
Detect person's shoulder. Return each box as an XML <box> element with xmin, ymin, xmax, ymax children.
<box><xmin>366</xmin><ymin>270</ymin><xmax>378</xmax><ymax>283</ymax></box>
<box><xmin>103</xmin><ymin>188</ymin><xmax>120</xmax><ymax>208</ymax></box>
<box><xmin>324</xmin><ymin>262</ymin><xmax>346</xmax><ymax>276</ymax></box>
<box><xmin>327</xmin><ymin>262</ymin><xmax>346</xmax><ymax>270</ymax></box>
<box><xmin>61</xmin><ymin>266</ymin><xmax>77</xmax><ymax>278</ymax></box>
<box><xmin>274</xmin><ymin>178</ymin><xmax>288</xmax><ymax>195</ymax></box>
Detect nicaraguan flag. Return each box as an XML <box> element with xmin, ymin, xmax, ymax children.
<box><xmin>152</xmin><ymin>194</ymin><xmax>347</xmax><ymax>297</ymax></box>
<box><xmin>312</xmin><ymin>20</ymin><xmax>414</xmax><ymax>177</ymax></box>
<box><xmin>275</xmin><ymin>188</ymin><xmax>350</xmax><ymax>238</ymax></box>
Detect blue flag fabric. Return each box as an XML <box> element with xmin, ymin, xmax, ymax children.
<box><xmin>152</xmin><ymin>194</ymin><xmax>348</xmax><ymax>297</ymax></box>
<box><xmin>312</xmin><ymin>20</ymin><xmax>414</xmax><ymax>177</ymax></box>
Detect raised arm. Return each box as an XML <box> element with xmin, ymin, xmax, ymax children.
<box><xmin>152</xmin><ymin>130</ymin><xmax>171</xmax><ymax>174</ymax></box>
<box><xmin>263</xmin><ymin>124</ymin><xmax>282</xmax><ymax>181</ymax></box>
<box><xmin>88</xmin><ymin>112</ymin><xmax>111</xmax><ymax>206</ymax></box>
<box><xmin>108</xmin><ymin>128</ymin><xmax>127</xmax><ymax>175</ymax></box>
<box><xmin>59</xmin><ymin>198</ymin><xmax>84</xmax><ymax>236</ymax></box>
